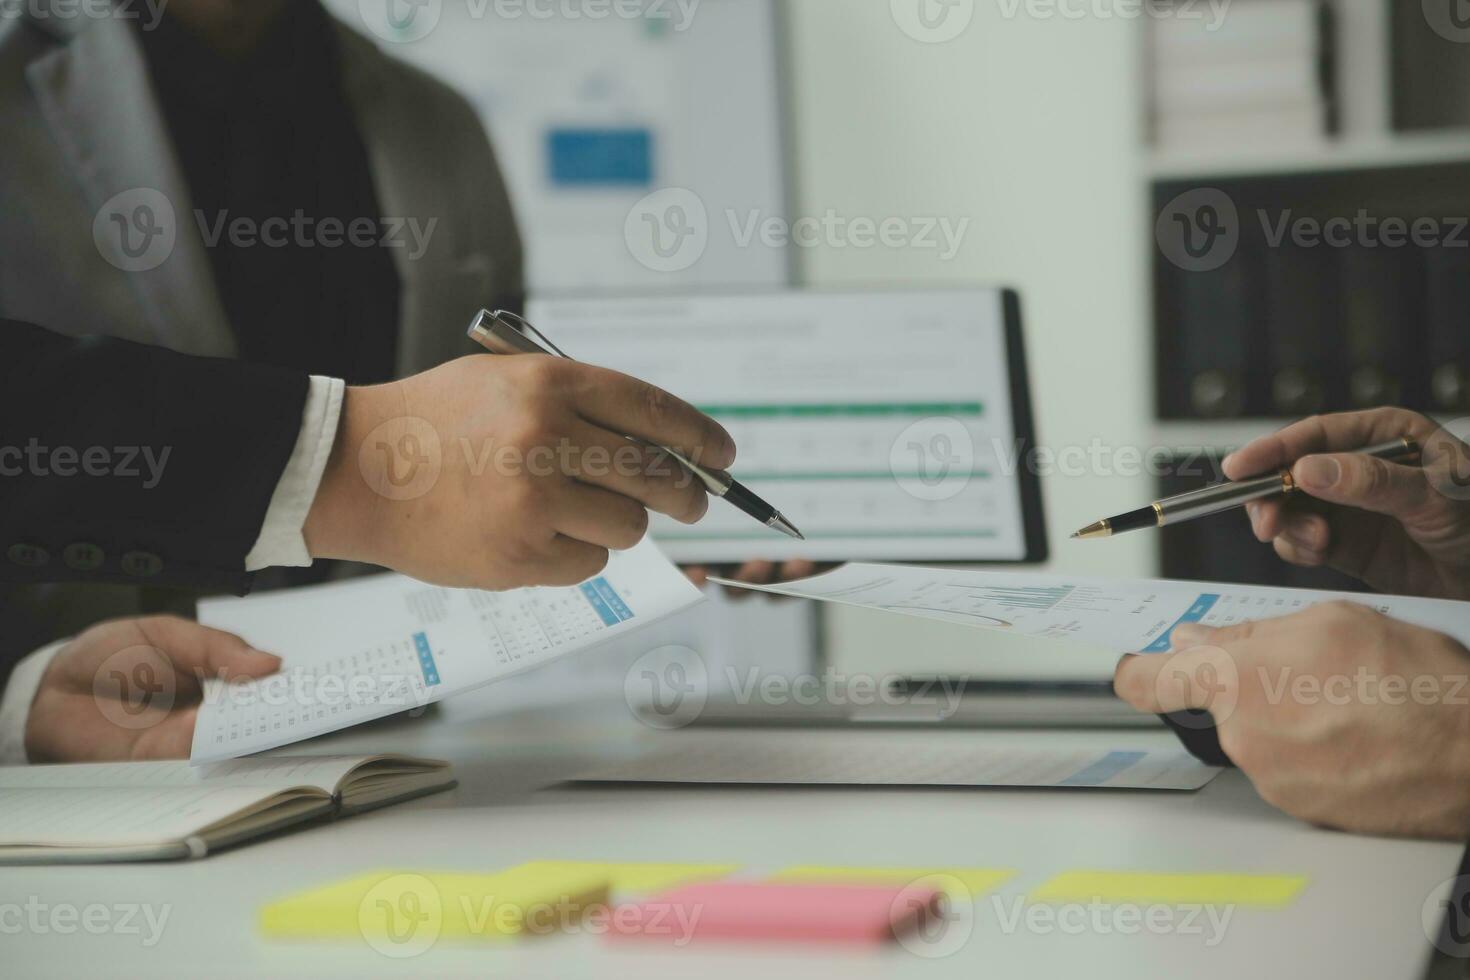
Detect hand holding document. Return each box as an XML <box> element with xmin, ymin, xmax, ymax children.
<box><xmin>191</xmin><ymin>539</ymin><xmax>702</xmax><ymax>763</ymax></box>
<box><xmin>711</xmin><ymin>563</ymin><xmax>1470</xmax><ymax>653</ymax></box>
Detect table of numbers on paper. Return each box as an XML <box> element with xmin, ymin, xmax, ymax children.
<box><xmin>189</xmin><ymin>539</ymin><xmax>701</xmax><ymax>762</ymax></box>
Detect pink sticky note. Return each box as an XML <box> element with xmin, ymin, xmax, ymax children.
<box><xmin>606</xmin><ymin>882</ymin><xmax>942</xmax><ymax>945</ymax></box>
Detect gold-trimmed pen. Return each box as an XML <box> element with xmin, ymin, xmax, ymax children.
<box><xmin>1071</xmin><ymin>437</ymin><xmax>1420</xmax><ymax>539</ymax></box>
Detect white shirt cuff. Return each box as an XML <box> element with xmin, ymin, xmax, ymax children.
<box><xmin>245</xmin><ymin>376</ymin><xmax>345</xmax><ymax>572</ymax></box>
<box><xmin>0</xmin><ymin>641</ymin><xmax>67</xmax><ymax>766</ymax></box>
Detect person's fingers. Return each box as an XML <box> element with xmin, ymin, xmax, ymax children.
<box><xmin>562</xmin><ymin>419</ymin><xmax>708</xmax><ymax>525</ymax></box>
<box><xmin>1247</xmin><ymin>498</ymin><xmax>1287</xmax><ymax>541</ymax></box>
<box><xmin>1423</xmin><ymin>425</ymin><xmax>1470</xmax><ymax>492</ymax></box>
<box><xmin>1274</xmin><ymin>535</ymin><xmax>1327</xmax><ymax>568</ymax></box>
<box><xmin>527</xmin><ymin>535</ymin><xmax>610</xmax><ymax>587</ymax></box>
<box><xmin>724</xmin><ymin>559</ymin><xmax>823</xmax><ymax>603</ymax></box>
<box><xmin>1168</xmin><ymin>619</ymin><xmax>1263</xmax><ymax>649</ymax></box>
<box><xmin>1290</xmin><ymin>454</ymin><xmax>1434</xmax><ymax>522</ymax></box>
<box><xmin>571</xmin><ymin>365</ymin><xmax>736</xmax><ymax>470</ymax></box>
<box><xmin>778</xmin><ymin>559</ymin><xmax>818</xmax><ymax>581</ymax></box>
<box><xmin>723</xmin><ymin>560</ymin><xmax>776</xmax><ymax>601</ymax></box>
<box><xmin>1278</xmin><ymin>510</ymin><xmax>1331</xmax><ymax>554</ymax></box>
<box><xmin>129</xmin><ymin>705</ymin><xmax>199</xmax><ymax>761</ymax></box>
<box><xmin>1112</xmin><ymin>654</ymin><xmax>1154</xmax><ymax>709</ymax></box>
<box><xmin>1113</xmin><ymin>648</ymin><xmax>1237</xmax><ymax>714</ymax></box>
<box><xmin>1222</xmin><ymin>408</ymin><xmax>1435</xmax><ymax>481</ymax></box>
<box><xmin>1249</xmin><ymin>499</ymin><xmax>1285</xmax><ymax>541</ymax></box>
<box><xmin>547</xmin><ymin>480</ymin><xmax>651</xmax><ymax>551</ymax></box>
<box><xmin>683</xmin><ymin>565</ymin><xmax>711</xmax><ymax>587</ymax></box>
<box><xmin>735</xmin><ymin>560</ymin><xmax>778</xmax><ymax>582</ymax></box>
<box><xmin>132</xmin><ymin>617</ymin><xmax>280</xmax><ymax>688</ymax></box>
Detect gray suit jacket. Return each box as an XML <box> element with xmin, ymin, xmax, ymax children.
<box><xmin>0</xmin><ymin>2</ymin><xmax>524</xmax><ymax>664</ymax></box>
<box><xmin>0</xmin><ymin>2</ymin><xmax>522</xmax><ymax>369</ymax></box>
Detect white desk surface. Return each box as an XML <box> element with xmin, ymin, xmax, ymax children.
<box><xmin>7</xmin><ymin>699</ymin><xmax>1465</xmax><ymax>979</ymax></box>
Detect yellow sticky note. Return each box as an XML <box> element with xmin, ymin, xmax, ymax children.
<box><xmin>1029</xmin><ymin>872</ymin><xmax>1307</xmax><ymax>908</ymax></box>
<box><xmin>769</xmin><ymin>866</ymin><xmax>1015</xmax><ymax>898</ymax></box>
<box><xmin>520</xmin><ymin>861</ymin><xmax>739</xmax><ymax>895</ymax></box>
<box><xmin>259</xmin><ymin>866</ymin><xmax>610</xmax><ymax>943</ymax></box>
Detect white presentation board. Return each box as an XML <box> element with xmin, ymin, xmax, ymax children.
<box><xmin>336</xmin><ymin>0</ymin><xmax>790</xmax><ymax>290</ymax></box>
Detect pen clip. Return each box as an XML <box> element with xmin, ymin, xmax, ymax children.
<box><xmin>467</xmin><ymin>309</ymin><xmax>572</xmax><ymax>359</ymax></box>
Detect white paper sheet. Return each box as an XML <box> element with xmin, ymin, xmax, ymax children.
<box><xmin>712</xmin><ymin>565</ymin><xmax>1470</xmax><ymax>653</ymax></box>
<box><xmin>191</xmin><ymin>538</ymin><xmax>703</xmax><ymax>762</ymax></box>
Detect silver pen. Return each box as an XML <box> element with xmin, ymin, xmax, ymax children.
<box><xmin>1072</xmin><ymin>437</ymin><xmax>1421</xmax><ymax>539</ymax></box>
<box><xmin>467</xmin><ymin>309</ymin><xmax>804</xmax><ymax>540</ymax></box>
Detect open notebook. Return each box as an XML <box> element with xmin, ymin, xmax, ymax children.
<box><xmin>0</xmin><ymin>755</ymin><xmax>454</xmax><ymax>864</ymax></box>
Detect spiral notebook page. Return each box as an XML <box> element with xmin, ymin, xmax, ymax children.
<box><xmin>192</xmin><ymin>538</ymin><xmax>703</xmax><ymax>763</ymax></box>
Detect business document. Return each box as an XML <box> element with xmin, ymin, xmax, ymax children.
<box><xmin>191</xmin><ymin>539</ymin><xmax>703</xmax><ymax>763</ymax></box>
<box><xmin>713</xmin><ymin>564</ymin><xmax>1470</xmax><ymax>652</ymax></box>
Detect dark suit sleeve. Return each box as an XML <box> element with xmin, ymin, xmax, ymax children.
<box><xmin>0</xmin><ymin>319</ymin><xmax>310</xmax><ymax>595</ymax></box>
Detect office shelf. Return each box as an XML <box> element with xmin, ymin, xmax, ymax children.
<box><xmin>1146</xmin><ymin>131</ymin><xmax>1470</xmax><ymax>181</ymax></box>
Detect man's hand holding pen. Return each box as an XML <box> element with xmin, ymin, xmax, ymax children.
<box><xmin>1111</xmin><ymin>408</ymin><xmax>1470</xmax><ymax>837</ymax></box>
<box><xmin>1227</xmin><ymin>408</ymin><xmax>1470</xmax><ymax>601</ymax></box>
<box><xmin>303</xmin><ymin>354</ymin><xmax>736</xmax><ymax>591</ymax></box>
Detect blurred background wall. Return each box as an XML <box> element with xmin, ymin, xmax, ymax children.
<box><xmin>785</xmin><ymin>0</ymin><xmax>1151</xmax><ymax>678</ymax></box>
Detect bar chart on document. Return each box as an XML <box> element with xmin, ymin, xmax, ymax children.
<box><xmin>715</xmin><ymin>562</ymin><xmax>1470</xmax><ymax>654</ymax></box>
<box><xmin>530</xmin><ymin>291</ymin><xmax>1032</xmax><ymax>563</ymax></box>
<box><xmin>854</xmin><ymin>578</ymin><xmax>1280</xmax><ymax>649</ymax></box>
<box><xmin>730</xmin><ymin>568</ymin><xmax>1235</xmax><ymax>649</ymax></box>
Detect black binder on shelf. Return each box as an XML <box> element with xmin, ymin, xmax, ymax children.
<box><xmin>1154</xmin><ymin>163</ymin><xmax>1470</xmax><ymax>421</ymax></box>
<box><xmin>1263</xmin><ymin>244</ymin><xmax>1333</xmax><ymax>416</ymax></box>
<box><xmin>1425</xmin><ymin>245</ymin><xmax>1470</xmax><ymax>414</ymax></box>
<box><xmin>1336</xmin><ymin>245</ymin><xmax>1423</xmax><ymax>412</ymax></box>
<box><xmin>1157</xmin><ymin>250</ymin><xmax>1258</xmax><ymax>419</ymax></box>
